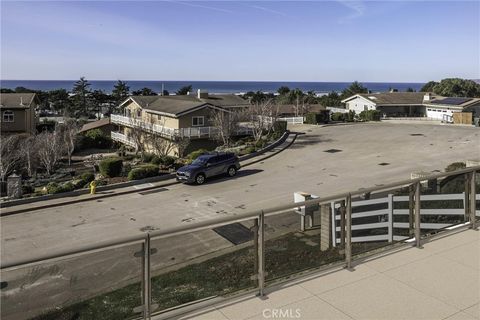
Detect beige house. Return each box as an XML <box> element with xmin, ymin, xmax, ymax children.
<box><xmin>0</xmin><ymin>93</ymin><xmax>38</xmax><ymax>135</ymax></box>
<box><xmin>111</xmin><ymin>91</ymin><xmax>251</xmax><ymax>156</ymax></box>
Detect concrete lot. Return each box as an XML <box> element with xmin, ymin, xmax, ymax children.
<box><xmin>2</xmin><ymin>123</ymin><xmax>479</xmax><ymax>264</ymax></box>
<box><xmin>177</xmin><ymin>229</ymin><xmax>479</xmax><ymax>320</ymax></box>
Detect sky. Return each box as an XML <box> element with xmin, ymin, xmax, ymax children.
<box><xmin>1</xmin><ymin>0</ymin><xmax>479</xmax><ymax>82</ymax></box>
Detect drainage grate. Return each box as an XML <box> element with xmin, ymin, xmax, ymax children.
<box><xmin>213</xmin><ymin>223</ymin><xmax>253</xmax><ymax>245</ymax></box>
<box><xmin>378</xmin><ymin>162</ymin><xmax>390</xmax><ymax>166</ymax></box>
<box><xmin>324</xmin><ymin>149</ymin><xmax>343</xmax><ymax>153</ymax></box>
<box><xmin>410</xmin><ymin>133</ymin><xmax>425</xmax><ymax>136</ymax></box>
<box><xmin>138</xmin><ymin>188</ymin><xmax>168</xmax><ymax>195</ymax></box>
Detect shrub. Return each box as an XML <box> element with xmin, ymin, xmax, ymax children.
<box><xmin>255</xmin><ymin>139</ymin><xmax>266</xmax><ymax>149</ymax></box>
<box><xmin>78</xmin><ymin>129</ymin><xmax>113</xmax><ymax>149</ymax></box>
<box><xmin>305</xmin><ymin>111</ymin><xmax>330</xmax><ymax>124</ymax></box>
<box><xmin>143</xmin><ymin>153</ymin><xmax>155</xmax><ymax>163</ymax></box>
<box><xmin>359</xmin><ymin>110</ymin><xmax>381</xmax><ymax>121</ymax></box>
<box><xmin>273</xmin><ymin>120</ymin><xmax>288</xmax><ymax>134</ymax></box>
<box><xmin>99</xmin><ymin>157</ymin><xmax>123</xmax><ymax>178</ymax></box>
<box><xmin>128</xmin><ymin>164</ymin><xmax>159</xmax><ymax>180</ymax></box>
<box><xmin>81</xmin><ymin>172</ymin><xmax>95</xmax><ymax>183</ymax></box>
<box><xmin>22</xmin><ymin>185</ymin><xmax>35</xmax><ymax>194</ymax></box>
<box><xmin>345</xmin><ymin>110</ymin><xmax>356</xmax><ymax>122</ymax></box>
<box><xmin>445</xmin><ymin>162</ymin><xmax>466</xmax><ymax>172</ymax></box>
<box><xmin>186</xmin><ymin>149</ymin><xmax>208</xmax><ymax>162</ymax></box>
<box><xmin>331</xmin><ymin>112</ymin><xmax>345</xmax><ymax>122</ymax></box>
<box><xmin>46</xmin><ymin>181</ymin><xmax>75</xmax><ymax>194</ymax></box>
<box><xmin>244</xmin><ymin>146</ymin><xmax>256</xmax><ymax>154</ymax></box>
<box><xmin>150</xmin><ymin>155</ymin><xmax>176</xmax><ymax>167</ymax></box>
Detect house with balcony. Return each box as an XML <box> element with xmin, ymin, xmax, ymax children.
<box><xmin>111</xmin><ymin>90</ymin><xmax>252</xmax><ymax>156</ymax></box>
<box><xmin>342</xmin><ymin>92</ymin><xmax>480</xmax><ymax>122</ymax></box>
<box><xmin>0</xmin><ymin>93</ymin><xmax>38</xmax><ymax>135</ymax></box>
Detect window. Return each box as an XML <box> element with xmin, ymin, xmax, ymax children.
<box><xmin>3</xmin><ymin>111</ymin><xmax>14</xmax><ymax>122</ymax></box>
<box><xmin>136</xmin><ymin>109</ymin><xmax>142</xmax><ymax>118</ymax></box>
<box><xmin>192</xmin><ymin>116</ymin><xmax>205</xmax><ymax>127</ymax></box>
<box><xmin>364</xmin><ymin>106</ymin><xmax>368</xmax><ymax>111</ymax></box>
<box><xmin>126</xmin><ymin>109</ymin><xmax>131</xmax><ymax>117</ymax></box>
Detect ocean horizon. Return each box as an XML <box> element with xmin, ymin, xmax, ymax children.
<box><xmin>0</xmin><ymin>80</ymin><xmax>425</xmax><ymax>94</ymax></box>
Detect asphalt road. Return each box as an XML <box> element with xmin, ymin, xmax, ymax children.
<box><xmin>1</xmin><ymin>122</ymin><xmax>479</xmax><ymax>319</ymax></box>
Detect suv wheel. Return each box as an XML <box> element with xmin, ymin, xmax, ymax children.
<box><xmin>227</xmin><ymin>166</ymin><xmax>237</xmax><ymax>177</ymax></box>
<box><xmin>195</xmin><ymin>173</ymin><xmax>206</xmax><ymax>185</ymax></box>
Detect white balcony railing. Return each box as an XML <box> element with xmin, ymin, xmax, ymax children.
<box><xmin>111</xmin><ymin>114</ymin><xmax>253</xmax><ymax>139</ymax></box>
<box><xmin>111</xmin><ymin>131</ymin><xmax>137</xmax><ymax>148</ymax></box>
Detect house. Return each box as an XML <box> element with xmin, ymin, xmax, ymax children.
<box><xmin>79</xmin><ymin>117</ymin><xmax>114</xmax><ymax>136</ymax></box>
<box><xmin>341</xmin><ymin>92</ymin><xmax>480</xmax><ymax>122</ymax></box>
<box><xmin>0</xmin><ymin>93</ymin><xmax>38</xmax><ymax>135</ymax></box>
<box><xmin>275</xmin><ymin>104</ymin><xmax>326</xmax><ymax>118</ymax></box>
<box><xmin>111</xmin><ymin>90</ymin><xmax>252</xmax><ymax>156</ymax></box>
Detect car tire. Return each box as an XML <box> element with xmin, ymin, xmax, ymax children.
<box><xmin>195</xmin><ymin>173</ymin><xmax>206</xmax><ymax>185</ymax></box>
<box><xmin>227</xmin><ymin>166</ymin><xmax>237</xmax><ymax>177</ymax></box>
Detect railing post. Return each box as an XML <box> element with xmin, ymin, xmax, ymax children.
<box><xmin>345</xmin><ymin>194</ymin><xmax>352</xmax><ymax>269</ymax></box>
<box><xmin>387</xmin><ymin>194</ymin><xmax>393</xmax><ymax>243</ymax></box>
<box><xmin>414</xmin><ymin>182</ymin><xmax>422</xmax><ymax>248</ymax></box>
<box><xmin>257</xmin><ymin>211</ymin><xmax>265</xmax><ymax>297</ymax></box>
<box><xmin>143</xmin><ymin>233</ymin><xmax>151</xmax><ymax>320</ymax></box>
<box><xmin>408</xmin><ymin>185</ymin><xmax>415</xmax><ymax>237</ymax></box>
<box><xmin>470</xmin><ymin>171</ymin><xmax>477</xmax><ymax>230</ymax></box>
<box><xmin>464</xmin><ymin>173</ymin><xmax>471</xmax><ymax>221</ymax></box>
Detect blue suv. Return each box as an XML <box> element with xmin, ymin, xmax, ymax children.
<box><xmin>176</xmin><ymin>153</ymin><xmax>241</xmax><ymax>185</ymax></box>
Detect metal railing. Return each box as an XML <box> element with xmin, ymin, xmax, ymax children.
<box><xmin>1</xmin><ymin>166</ymin><xmax>478</xmax><ymax>320</ymax></box>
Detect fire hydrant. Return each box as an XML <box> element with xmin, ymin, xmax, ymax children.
<box><xmin>90</xmin><ymin>180</ymin><xmax>97</xmax><ymax>195</ymax></box>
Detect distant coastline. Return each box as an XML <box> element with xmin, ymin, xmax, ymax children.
<box><xmin>0</xmin><ymin>80</ymin><xmax>425</xmax><ymax>94</ymax></box>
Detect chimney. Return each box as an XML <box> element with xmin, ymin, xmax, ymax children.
<box><xmin>197</xmin><ymin>89</ymin><xmax>208</xmax><ymax>99</ymax></box>
<box><xmin>20</xmin><ymin>97</ymin><xmax>24</xmax><ymax>106</ymax></box>
<box><xmin>423</xmin><ymin>93</ymin><xmax>433</xmax><ymax>101</ymax></box>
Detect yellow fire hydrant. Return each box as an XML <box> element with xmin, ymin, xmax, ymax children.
<box><xmin>90</xmin><ymin>180</ymin><xmax>97</xmax><ymax>195</ymax></box>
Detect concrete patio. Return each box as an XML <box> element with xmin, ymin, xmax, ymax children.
<box><xmin>172</xmin><ymin>229</ymin><xmax>479</xmax><ymax>320</ymax></box>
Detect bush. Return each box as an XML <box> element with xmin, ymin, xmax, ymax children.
<box><xmin>359</xmin><ymin>110</ymin><xmax>381</xmax><ymax>121</ymax></box>
<box><xmin>244</xmin><ymin>146</ymin><xmax>256</xmax><ymax>154</ymax></box>
<box><xmin>331</xmin><ymin>112</ymin><xmax>345</xmax><ymax>122</ymax></box>
<box><xmin>143</xmin><ymin>153</ymin><xmax>155</xmax><ymax>163</ymax></box>
<box><xmin>46</xmin><ymin>181</ymin><xmax>75</xmax><ymax>194</ymax></box>
<box><xmin>81</xmin><ymin>172</ymin><xmax>95</xmax><ymax>183</ymax></box>
<box><xmin>345</xmin><ymin>110</ymin><xmax>356</xmax><ymax>122</ymax></box>
<box><xmin>255</xmin><ymin>139</ymin><xmax>266</xmax><ymax>149</ymax></box>
<box><xmin>22</xmin><ymin>185</ymin><xmax>35</xmax><ymax>194</ymax></box>
<box><xmin>78</xmin><ymin>129</ymin><xmax>113</xmax><ymax>149</ymax></box>
<box><xmin>445</xmin><ymin>162</ymin><xmax>466</xmax><ymax>172</ymax></box>
<box><xmin>305</xmin><ymin>111</ymin><xmax>330</xmax><ymax>124</ymax></box>
<box><xmin>128</xmin><ymin>164</ymin><xmax>159</xmax><ymax>180</ymax></box>
<box><xmin>151</xmin><ymin>155</ymin><xmax>176</xmax><ymax>167</ymax></box>
<box><xmin>273</xmin><ymin>121</ymin><xmax>287</xmax><ymax>134</ymax></box>
<box><xmin>186</xmin><ymin>149</ymin><xmax>208</xmax><ymax>162</ymax></box>
<box><xmin>99</xmin><ymin>157</ymin><xmax>123</xmax><ymax>178</ymax></box>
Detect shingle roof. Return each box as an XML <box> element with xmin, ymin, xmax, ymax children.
<box><xmin>358</xmin><ymin>92</ymin><xmax>426</xmax><ymax>105</ymax></box>
<box><xmin>0</xmin><ymin>93</ymin><xmax>37</xmax><ymax>109</ymax></box>
<box><xmin>79</xmin><ymin>117</ymin><xmax>111</xmax><ymax>133</ymax></box>
<box><xmin>124</xmin><ymin>94</ymin><xmax>250</xmax><ymax>116</ymax></box>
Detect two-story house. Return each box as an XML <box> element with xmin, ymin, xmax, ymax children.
<box><xmin>0</xmin><ymin>93</ymin><xmax>38</xmax><ymax>135</ymax></box>
<box><xmin>111</xmin><ymin>90</ymin><xmax>251</xmax><ymax>156</ymax></box>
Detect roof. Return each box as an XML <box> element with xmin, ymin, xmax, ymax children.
<box><xmin>424</xmin><ymin>97</ymin><xmax>480</xmax><ymax>108</ymax></box>
<box><xmin>0</xmin><ymin>93</ymin><xmax>37</xmax><ymax>109</ymax></box>
<box><xmin>121</xmin><ymin>94</ymin><xmax>250</xmax><ymax>117</ymax></box>
<box><xmin>79</xmin><ymin>117</ymin><xmax>111</xmax><ymax>133</ymax></box>
<box><xmin>356</xmin><ymin>92</ymin><xmax>426</xmax><ymax>105</ymax></box>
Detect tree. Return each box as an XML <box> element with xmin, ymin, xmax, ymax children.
<box><xmin>0</xmin><ymin>88</ymin><xmax>15</xmax><ymax>93</ymax></box>
<box><xmin>431</xmin><ymin>78</ymin><xmax>480</xmax><ymax>98</ymax></box>
<box><xmin>176</xmin><ymin>85</ymin><xmax>192</xmax><ymax>95</ymax></box>
<box><xmin>0</xmin><ymin>135</ymin><xmax>22</xmax><ymax>181</ymax></box>
<box><xmin>340</xmin><ymin>81</ymin><xmax>368</xmax><ymax>99</ymax></box>
<box><xmin>211</xmin><ymin>109</ymin><xmax>242</xmax><ymax>147</ymax></box>
<box><xmin>48</xmin><ymin>89</ymin><xmax>71</xmax><ymax>114</ymax></box>
<box><xmin>405</xmin><ymin>87</ymin><xmax>416</xmax><ymax>92</ymax></box>
<box><xmin>248</xmin><ymin>99</ymin><xmax>277</xmax><ymax>144</ymax></box>
<box><xmin>112</xmin><ymin>80</ymin><xmax>130</xmax><ymax>106</ymax></box>
<box><xmin>243</xmin><ymin>91</ymin><xmax>274</xmax><ymax>104</ymax></box>
<box><xmin>58</xmin><ymin>119</ymin><xmax>80</xmax><ymax>166</ymax></box>
<box><xmin>132</xmin><ymin>87</ymin><xmax>157</xmax><ymax>96</ymax></box>
<box><xmin>420</xmin><ymin>81</ymin><xmax>438</xmax><ymax>93</ymax></box>
<box><xmin>37</xmin><ymin>130</ymin><xmax>65</xmax><ymax>176</ymax></box>
<box><xmin>318</xmin><ymin>91</ymin><xmax>342</xmax><ymax>107</ymax></box>
<box><xmin>72</xmin><ymin>77</ymin><xmax>91</xmax><ymax>116</ymax></box>
<box><xmin>91</xmin><ymin>89</ymin><xmax>112</xmax><ymax>118</ymax></box>
<box><xmin>18</xmin><ymin>134</ymin><xmax>39</xmax><ymax>177</ymax></box>
<box><xmin>162</xmin><ymin>90</ymin><xmax>170</xmax><ymax>96</ymax></box>
<box><xmin>277</xmin><ymin>86</ymin><xmax>290</xmax><ymax>95</ymax></box>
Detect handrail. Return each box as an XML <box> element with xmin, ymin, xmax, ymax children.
<box><xmin>2</xmin><ymin>165</ymin><xmax>478</xmax><ymax>269</ymax></box>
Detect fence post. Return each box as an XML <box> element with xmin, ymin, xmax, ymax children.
<box><xmin>414</xmin><ymin>182</ymin><xmax>422</xmax><ymax>248</ymax></box>
<box><xmin>257</xmin><ymin>211</ymin><xmax>265</xmax><ymax>297</ymax></box>
<box><xmin>388</xmin><ymin>194</ymin><xmax>393</xmax><ymax>243</ymax></box>
<box><xmin>345</xmin><ymin>194</ymin><xmax>352</xmax><ymax>269</ymax></box>
<box><xmin>339</xmin><ymin>201</ymin><xmax>346</xmax><ymax>247</ymax></box>
<box><xmin>408</xmin><ymin>185</ymin><xmax>415</xmax><ymax>238</ymax></box>
<box><xmin>470</xmin><ymin>171</ymin><xmax>477</xmax><ymax>230</ymax></box>
<box><xmin>143</xmin><ymin>233</ymin><xmax>151</xmax><ymax>320</ymax></box>
<box><xmin>464</xmin><ymin>174</ymin><xmax>471</xmax><ymax>221</ymax></box>
<box><xmin>331</xmin><ymin>202</ymin><xmax>336</xmax><ymax>247</ymax></box>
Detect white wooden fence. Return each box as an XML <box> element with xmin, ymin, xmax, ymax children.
<box><xmin>331</xmin><ymin>192</ymin><xmax>480</xmax><ymax>246</ymax></box>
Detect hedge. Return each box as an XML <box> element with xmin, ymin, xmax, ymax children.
<box><xmin>273</xmin><ymin>121</ymin><xmax>287</xmax><ymax>134</ymax></box>
<box><xmin>46</xmin><ymin>182</ymin><xmax>75</xmax><ymax>194</ymax></box>
<box><xmin>78</xmin><ymin>129</ymin><xmax>113</xmax><ymax>149</ymax></box>
<box><xmin>331</xmin><ymin>112</ymin><xmax>345</xmax><ymax>122</ymax></box>
<box><xmin>186</xmin><ymin>149</ymin><xmax>208</xmax><ymax>162</ymax></box>
<box><xmin>359</xmin><ymin>110</ymin><xmax>381</xmax><ymax>121</ymax></box>
<box><xmin>128</xmin><ymin>164</ymin><xmax>159</xmax><ymax>181</ymax></box>
<box><xmin>151</xmin><ymin>155</ymin><xmax>176</xmax><ymax>167</ymax></box>
<box><xmin>99</xmin><ymin>157</ymin><xmax>123</xmax><ymax>178</ymax></box>
<box><xmin>305</xmin><ymin>111</ymin><xmax>330</xmax><ymax>124</ymax></box>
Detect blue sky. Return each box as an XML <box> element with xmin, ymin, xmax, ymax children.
<box><xmin>1</xmin><ymin>1</ymin><xmax>479</xmax><ymax>82</ymax></box>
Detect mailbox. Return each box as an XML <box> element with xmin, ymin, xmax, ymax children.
<box><xmin>294</xmin><ymin>192</ymin><xmax>319</xmax><ymax>231</ymax></box>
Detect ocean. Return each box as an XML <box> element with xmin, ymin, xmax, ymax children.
<box><xmin>0</xmin><ymin>80</ymin><xmax>424</xmax><ymax>94</ymax></box>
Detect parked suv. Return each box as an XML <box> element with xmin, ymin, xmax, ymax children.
<box><xmin>176</xmin><ymin>153</ymin><xmax>241</xmax><ymax>185</ymax></box>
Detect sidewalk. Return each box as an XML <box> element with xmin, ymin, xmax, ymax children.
<box><xmin>172</xmin><ymin>229</ymin><xmax>479</xmax><ymax>320</ymax></box>
<box><xmin>0</xmin><ymin>133</ymin><xmax>298</xmax><ymax>216</ymax></box>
